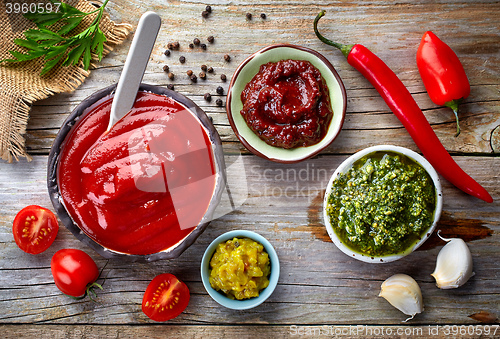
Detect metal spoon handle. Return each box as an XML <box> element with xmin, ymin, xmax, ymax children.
<box><xmin>107</xmin><ymin>11</ymin><xmax>161</xmax><ymax>131</ymax></box>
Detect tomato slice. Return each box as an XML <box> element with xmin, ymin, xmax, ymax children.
<box><xmin>51</xmin><ymin>248</ymin><xmax>100</xmax><ymax>298</ymax></box>
<box><xmin>142</xmin><ymin>273</ymin><xmax>190</xmax><ymax>321</ymax></box>
<box><xmin>13</xmin><ymin>205</ymin><xmax>59</xmax><ymax>254</ymax></box>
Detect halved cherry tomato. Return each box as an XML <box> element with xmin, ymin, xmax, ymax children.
<box><xmin>142</xmin><ymin>273</ymin><xmax>190</xmax><ymax>322</ymax></box>
<box><xmin>13</xmin><ymin>205</ymin><xmax>59</xmax><ymax>254</ymax></box>
<box><xmin>51</xmin><ymin>249</ymin><xmax>100</xmax><ymax>298</ymax></box>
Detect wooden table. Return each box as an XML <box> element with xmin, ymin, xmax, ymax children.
<box><xmin>1</xmin><ymin>1</ymin><xmax>499</xmax><ymax>338</ymax></box>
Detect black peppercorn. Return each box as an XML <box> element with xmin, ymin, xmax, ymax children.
<box><xmin>189</xmin><ymin>43</ymin><xmax>194</xmax><ymax>49</ymax></box>
<box><xmin>260</xmin><ymin>13</ymin><xmax>266</xmax><ymax>19</ymax></box>
<box><xmin>193</xmin><ymin>38</ymin><xmax>200</xmax><ymax>45</ymax></box>
<box><xmin>168</xmin><ymin>72</ymin><xmax>174</xmax><ymax>80</ymax></box>
<box><xmin>216</xmin><ymin>86</ymin><xmax>224</xmax><ymax>95</ymax></box>
<box><xmin>162</xmin><ymin>65</ymin><xmax>169</xmax><ymax>72</ymax></box>
<box><xmin>207</xmin><ymin>35</ymin><xmax>214</xmax><ymax>43</ymax></box>
<box><xmin>220</xmin><ymin>74</ymin><xmax>227</xmax><ymax>82</ymax></box>
<box><xmin>202</xmin><ymin>10</ymin><xmax>209</xmax><ymax>18</ymax></box>
<box><xmin>199</xmin><ymin>71</ymin><xmax>206</xmax><ymax>80</ymax></box>
<box><xmin>216</xmin><ymin>98</ymin><xmax>223</xmax><ymax>106</ymax></box>
<box><xmin>201</xmin><ymin>64</ymin><xmax>208</xmax><ymax>72</ymax></box>
<box><xmin>179</xmin><ymin>56</ymin><xmax>186</xmax><ymax>63</ymax></box>
<box><xmin>190</xmin><ymin>74</ymin><xmax>197</xmax><ymax>82</ymax></box>
<box><xmin>204</xmin><ymin>93</ymin><xmax>212</xmax><ymax>101</ymax></box>
<box><xmin>200</xmin><ymin>43</ymin><xmax>207</xmax><ymax>50</ymax></box>
<box><xmin>173</xmin><ymin>41</ymin><xmax>180</xmax><ymax>49</ymax></box>
<box><xmin>167</xmin><ymin>84</ymin><xmax>174</xmax><ymax>91</ymax></box>
<box><xmin>187</xmin><ymin>70</ymin><xmax>193</xmax><ymax>76</ymax></box>
<box><xmin>207</xmin><ymin>67</ymin><xmax>214</xmax><ymax>73</ymax></box>
<box><xmin>224</xmin><ymin>54</ymin><xmax>231</xmax><ymax>62</ymax></box>
<box><xmin>246</xmin><ymin>13</ymin><xmax>252</xmax><ymax>20</ymax></box>
<box><xmin>205</xmin><ymin>5</ymin><xmax>212</xmax><ymax>13</ymax></box>
<box><xmin>164</xmin><ymin>49</ymin><xmax>170</xmax><ymax>56</ymax></box>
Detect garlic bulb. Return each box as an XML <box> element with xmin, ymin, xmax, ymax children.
<box><xmin>431</xmin><ymin>232</ymin><xmax>474</xmax><ymax>289</ymax></box>
<box><xmin>379</xmin><ymin>274</ymin><xmax>424</xmax><ymax>322</ymax></box>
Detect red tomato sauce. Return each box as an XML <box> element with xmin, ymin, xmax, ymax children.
<box><xmin>58</xmin><ymin>92</ymin><xmax>216</xmax><ymax>255</ymax></box>
<box><xmin>240</xmin><ymin>59</ymin><xmax>333</xmax><ymax>149</ymax></box>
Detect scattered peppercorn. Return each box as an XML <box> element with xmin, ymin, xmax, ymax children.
<box><xmin>189</xmin><ymin>43</ymin><xmax>194</xmax><ymax>49</ymax></box>
<box><xmin>200</xmin><ymin>43</ymin><xmax>207</xmax><ymax>50</ymax></box>
<box><xmin>246</xmin><ymin>13</ymin><xmax>252</xmax><ymax>20</ymax></box>
<box><xmin>204</xmin><ymin>93</ymin><xmax>212</xmax><ymax>101</ymax></box>
<box><xmin>224</xmin><ymin>54</ymin><xmax>231</xmax><ymax>62</ymax></box>
<box><xmin>168</xmin><ymin>41</ymin><xmax>180</xmax><ymax>50</ymax></box>
<box><xmin>260</xmin><ymin>13</ymin><xmax>266</xmax><ymax>19</ymax></box>
<box><xmin>190</xmin><ymin>74</ymin><xmax>197</xmax><ymax>82</ymax></box>
<box><xmin>193</xmin><ymin>38</ymin><xmax>200</xmax><ymax>45</ymax></box>
<box><xmin>179</xmin><ymin>56</ymin><xmax>186</xmax><ymax>63</ymax></box>
<box><xmin>216</xmin><ymin>86</ymin><xmax>224</xmax><ymax>95</ymax></box>
<box><xmin>187</xmin><ymin>70</ymin><xmax>193</xmax><ymax>76</ymax></box>
<box><xmin>202</xmin><ymin>10</ymin><xmax>209</xmax><ymax>18</ymax></box>
<box><xmin>199</xmin><ymin>71</ymin><xmax>206</xmax><ymax>80</ymax></box>
<box><xmin>205</xmin><ymin>5</ymin><xmax>212</xmax><ymax>13</ymax></box>
<box><xmin>164</xmin><ymin>49</ymin><xmax>170</xmax><ymax>56</ymax></box>
<box><xmin>162</xmin><ymin>65</ymin><xmax>169</xmax><ymax>72</ymax></box>
<box><xmin>207</xmin><ymin>67</ymin><xmax>214</xmax><ymax>73</ymax></box>
<box><xmin>220</xmin><ymin>74</ymin><xmax>227</xmax><ymax>82</ymax></box>
<box><xmin>168</xmin><ymin>72</ymin><xmax>175</xmax><ymax>80</ymax></box>
<box><xmin>207</xmin><ymin>35</ymin><xmax>214</xmax><ymax>43</ymax></box>
<box><xmin>201</xmin><ymin>64</ymin><xmax>208</xmax><ymax>72</ymax></box>
<box><xmin>167</xmin><ymin>84</ymin><xmax>174</xmax><ymax>91</ymax></box>
<box><xmin>216</xmin><ymin>98</ymin><xmax>223</xmax><ymax>106</ymax></box>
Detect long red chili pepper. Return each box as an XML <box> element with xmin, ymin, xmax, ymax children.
<box><xmin>417</xmin><ymin>31</ymin><xmax>471</xmax><ymax>137</ymax></box>
<box><xmin>314</xmin><ymin>11</ymin><xmax>492</xmax><ymax>203</ymax></box>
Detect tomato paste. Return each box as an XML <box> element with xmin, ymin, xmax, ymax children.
<box><xmin>240</xmin><ymin>59</ymin><xmax>333</xmax><ymax>149</ymax></box>
<box><xmin>58</xmin><ymin>92</ymin><xmax>216</xmax><ymax>255</ymax></box>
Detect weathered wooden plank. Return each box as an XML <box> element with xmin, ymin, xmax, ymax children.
<box><xmin>3</xmin><ymin>324</ymin><xmax>496</xmax><ymax>339</ymax></box>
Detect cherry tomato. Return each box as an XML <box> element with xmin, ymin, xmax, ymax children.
<box><xmin>142</xmin><ymin>273</ymin><xmax>190</xmax><ymax>322</ymax></box>
<box><xmin>51</xmin><ymin>249</ymin><xmax>100</xmax><ymax>298</ymax></box>
<box><xmin>12</xmin><ymin>205</ymin><xmax>59</xmax><ymax>254</ymax></box>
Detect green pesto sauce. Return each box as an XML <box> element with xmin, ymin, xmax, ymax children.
<box><xmin>326</xmin><ymin>151</ymin><xmax>436</xmax><ymax>257</ymax></box>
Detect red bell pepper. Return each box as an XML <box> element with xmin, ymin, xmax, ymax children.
<box><xmin>314</xmin><ymin>11</ymin><xmax>492</xmax><ymax>203</ymax></box>
<box><xmin>417</xmin><ymin>31</ymin><xmax>471</xmax><ymax>137</ymax></box>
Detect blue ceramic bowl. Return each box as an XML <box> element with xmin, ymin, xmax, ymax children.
<box><xmin>201</xmin><ymin>230</ymin><xmax>280</xmax><ymax>310</ymax></box>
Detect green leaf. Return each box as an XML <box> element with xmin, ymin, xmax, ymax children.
<box><xmin>13</xmin><ymin>37</ymin><xmax>43</xmax><ymax>51</ymax></box>
<box><xmin>63</xmin><ymin>40</ymin><xmax>88</xmax><ymax>66</ymax></box>
<box><xmin>40</xmin><ymin>53</ymin><xmax>64</xmax><ymax>75</ymax></box>
<box><xmin>57</xmin><ymin>16</ymin><xmax>85</xmax><ymax>36</ymax></box>
<box><xmin>91</xmin><ymin>27</ymin><xmax>107</xmax><ymax>61</ymax></box>
<box><xmin>82</xmin><ymin>44</ymin><xmax>92</xmax><ymax>70</ymax></box>
<box><xmin>24</xmin><ymin>28</ymin><xmax>63</xmax><ymax>42</ymax></box>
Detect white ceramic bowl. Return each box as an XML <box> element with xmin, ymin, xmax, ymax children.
<box><xmin>323</xmin><ymin>145</ymin><xmax>443</xmax><ymax>263</ymax></box>
<box><xmin>226</xmin><ymin>44</ymin><xmax>347</xmax><ymax>163</ymax></box>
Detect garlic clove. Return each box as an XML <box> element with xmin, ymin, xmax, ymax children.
<box><xmin>379</xmin><ymin>274</ymin><xmax>424</xmax><ymax>322</ymax></box>
<box><xmin>431</xmin><ymin>233</ymin><xmax>474</xmax><ymax>289</ymax></box>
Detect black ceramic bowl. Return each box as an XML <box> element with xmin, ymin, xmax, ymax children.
<box><xmin>48</xmin><ymin>84</ymin><xmax>226</xmax><ymax>261</ymax></box>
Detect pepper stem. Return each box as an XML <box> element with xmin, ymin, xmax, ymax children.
<box><xmin>445</xmin><ymin>99</ymin><xmax>462</xmax><ymax>137</ymax></box>
<box><xmin>314</xmin><ymin>10</ymin><xmax>354</xmax><ymax>58</ymax></box>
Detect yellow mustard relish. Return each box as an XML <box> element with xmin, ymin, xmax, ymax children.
<box><xmin>209</xmin><ymin>237</ymin><xmax>270</xmax><ymax>300</ymax></box>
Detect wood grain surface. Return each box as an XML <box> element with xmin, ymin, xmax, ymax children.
<box><xmin>1</xmin><ymin>0</ymin><xmax>499</xmax><ymax>338</ymax></box>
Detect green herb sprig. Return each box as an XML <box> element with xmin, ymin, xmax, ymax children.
<box><xmin>1</xmin><ymin>0</ymin><xmax>109</xmax><ymax>75</ymax></box>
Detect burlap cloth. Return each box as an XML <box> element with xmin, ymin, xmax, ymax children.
<box><xmin>0</xmin><ymin>0</ymin><xmax>132</xmax><ymax>162</ymax></box>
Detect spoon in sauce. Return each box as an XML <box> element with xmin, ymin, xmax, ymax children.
<box><xmin>107</xmin><ymin>11</ymin><xmax>161</xmax><ymax>131</ymax></box>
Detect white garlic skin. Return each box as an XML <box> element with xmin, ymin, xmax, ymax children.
<box><xmin>431</xmin><ymin>236</ymin><xmax>474</xmax><ymax>289</ymax></box>
<box><xmin>379</xmin><ymin>274</ymin><xmax>424</xmax><ymax>321</ymax></box>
